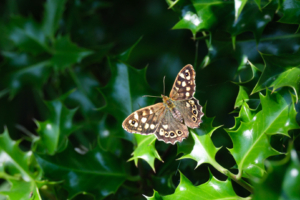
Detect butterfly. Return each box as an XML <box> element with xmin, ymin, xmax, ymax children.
<box><xmin>122</xmin><ymin>64</ymin><xmax>204</xmax><ymax>144</ymax></box>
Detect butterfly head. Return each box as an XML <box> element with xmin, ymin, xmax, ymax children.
<box><xmin>162</xmin><ymin>95</ymin><xmax>175</xmax><ymax>109</ymax></box>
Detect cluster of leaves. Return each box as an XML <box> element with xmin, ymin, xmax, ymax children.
<box><xmin>0</xmin><ymin>0</ymin><xmax>300</xmax><ymax>199</ymax></box>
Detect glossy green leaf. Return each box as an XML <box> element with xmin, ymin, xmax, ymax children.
<box><xmin>35</xmin><ymin>143</ymin><xmax>127</xmax><ymax>199</ymax></box>
<box><xmin>235</xmin><ymin>86</ymin><xmax>250</xmax><ymax>108</ymax></box>
<box><xmin>231</xmin><ymin>102</ymin><xmax>255</xmax><ymax>131</ymax></box>
<box><xmin>50</xmin><ymin>36</ymin><xmax>93</xmax><ymax>71</ymax></box>
<box><xmin>34</xmin><ymin>99</ymin><xmax>78</xmax><ymax>155</ymax></box>
<box><xmin>42</xmin><ymin>0</ymin><xmax>67</xmax><ymax>39</ymax></box>
<box><xmin>177</xmin><ymin>110</ymin><xmax>224</xmax><ymax>172</ymax></box>
<box><xmin>160</xmin><ymin>171</ymin><xmax>246</xmax><ymax>200</ymax></box>
<box><xmin>227</xmin><ymin>89</ymin><xmax>300</xmax><ymax>179</ymax></box>
<box><xmin>128</xmin><ymin>134</ymin><xmax>163</xmax><ymax>172</ymax></box>
<box><xmin>98</xmin><ymin>59</ymin><xmax>156</xmax><ymax>142</ymax></box>
<box><xmin>252</xmin><ymin>51</ymin><xmax>300</xmax><ymax>102</ymax></box>
<box><xmin>0</xmin><ymin>129</ymin><xmax>41</xmax><ymax>199</ymax></box>
<box><xmin>278</xmin><ymin>0</ymin><xmax>300</xmax><ymax>25</ymax></box>
<box><xmin>253</xmin><ymin>146</ymin><xmax>300</xmax><ymax>200</ymax></box>
<box><xmin>234</xmin><ymin>0</ymin><xmax>247</xmax><ymax>20</ymax></box>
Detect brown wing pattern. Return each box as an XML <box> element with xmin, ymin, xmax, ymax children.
<box><xmin>154</xmin><ymin>109</ymin><xmax>189</xmax><ymax>145</ymax></box>
<box><xmin>169</xmin><ymin>64</ymin><xmax>196</xmax><ymax>100</ymax></box>
<box><xmin>122</xmin><ymin>103</ymin><xmax>165</xmax><ymax>135</ymax></box>
<box><xmin>174</xmin><ymin>97</ymin><xmax>204</xmax><ymax>128</ymax></box>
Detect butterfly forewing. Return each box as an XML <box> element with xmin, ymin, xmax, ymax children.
<box><xmin>122</xmin><ymin>103</ymin><xmax>165</xmax><ymax>135</ymax></box>
<box><xmin>169</xmin><ymin>64</ymin><xmax>196</xmax><ymax>100</ymax></box>
<box><xmin>154</xmin><ymin>109</ymin><xmax>189</xmax><ymax>144</ymax></box>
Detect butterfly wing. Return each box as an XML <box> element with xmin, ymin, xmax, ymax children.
<box><xmin>122</xmin><ymin>103</ymin><xmax>165</xmax><ymax>135</ymax></box>
<box><xmin>154</xmin><ymin>109</ymin><xmax>189</xmax><ymax>145</ymax></box>
<box><xmin>174</xmin><ymin>97</ymin><xmax>204</xmax><ymax>128</ymax></box>
<box><xmin>169</xmin><ymin>64</ymin><xmax>196</xmax><ymax>100</ymax></box>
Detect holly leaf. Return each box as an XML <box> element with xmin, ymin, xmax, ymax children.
<box><xmin>226</xmin><ymin>89</ymin><xmax>300</xmax><ymax>179</ymax></box>
<box><xmin>0</xmin><ymin>129</ymin><xmax>41</xmax><ymax>199</ymax></box>
<box><xmin>98</xmin><ymin>58</ymin><xmax>156</xmax><ymax>142</ymax></box>
<box><xmin>5</xmin><ymin>16</ymin><xmax>48</xmax><ymax>54</ymax></box>
<box><xmin>128</xmin><ymin>134</ymin><xmax>163</xmax><ymax>172</ymax></box>
<box><xmin>0</xmin><ymin>52</ymin><xmax>52</xmax><ymax>99</ymax></box>
<box><xmin>35</xmin><ymin>143</ymin><xmax>127</xmax><ymax>199</ymax></box>
<box><xmin>42</xmin><ymin>0</ymin><xmax>67</xmax><ymax>39</ymax></box>
<box><xmin>34</xmin><ymin>99</ymin><xmax>78</xmax><ymax>155</ymax></box>
<box><xmin>159</xmin><ymin>171</ymin><xmax>246</xmax><ymax>200</ymax></box>
<box><xmin>252</xmin><ymin>51</ymin><xmax>300</xmax><ymax>102</ymax></box>
<box><xmin>143</xmin><ymin>190</ymin><xmax>162</xmax><ymax>200</ymax></box>
<box><xmin>177</xmin><ymin>107</ymin><xmax>224</xmax><ymax>173</ymax></box>
<box><xmin>50</xmin><ymin>36</ymin><xmax>93</xmax><ymax>71</ymax></box>
<box><xmin>278</xmin><ymin>0</ymin><xmax>300</xmax><ymax>25</ymax></box>
<box><xmin>253</xmin><ymin>145</ymin><xmax>300</xmax><ymax>200</ymax></box>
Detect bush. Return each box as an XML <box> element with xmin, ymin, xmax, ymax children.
<box><xmin>0</xmin><ymin>0</ymin><xmax>299</xmax><ymax>199</ymax></box>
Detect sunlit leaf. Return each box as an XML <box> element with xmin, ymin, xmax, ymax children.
<box><xmin>0</xmin><ymin>129</ymin><xmax>41</xmax><ymax>200</ymax></box>
<box><xmin>177</xmin><ymin>108</ymin><xmax>224</xmax><ymax>172</ymax></box>
<box><xmin>227</xmin><ymin>89</ymin><xmax>300</xmax><ymax>179</ymax></box>
<box><xmin>278</xmin><ymin>0</ymin><xmax>300</xmax><ymax>25</ymax></box>
<box><xmin>253</xmin><ymin>146</ymin><xmax>300</xmax><ymax>200</ymax></box>
<box><xmin>128</xmin><ymin>134</ymin><xmax>163</xmax><ymax>172</ymax></box>
<box><xmin>160</xmin><ymin>171</ymin><xmax>246</xmax><ymax>200</ymax></box>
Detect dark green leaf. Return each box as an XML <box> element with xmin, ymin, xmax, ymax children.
<box><xmin>35</xmin><ymin>143</ymin><xmax>127</xmax><ymax>199</ymax></box>
<box><xmin>50</xmin><ymin>36</ymin><xmax>93</xmax><ymax>71</ymax></box>
<box><xmin>34</xmin><ymin>99</ymin><xmax>78</xmax><ymax>155</ymax></box>
<box><xmin>278</xmin><ymin>0</ymin><xmax>300</xmax><ymax>25</ymax></box>
<box><xmin>252</xmin><ymin>51</ymin><xmax>300</xmax><ymax>101</ymax></box>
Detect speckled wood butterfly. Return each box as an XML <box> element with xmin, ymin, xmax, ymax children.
<box><xmin>122</xmin><ymin>64</ymin><xmax>204</xmax><ymax>144</ymax></box>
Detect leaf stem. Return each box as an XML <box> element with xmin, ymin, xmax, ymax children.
<box><xmin>226</xmin><ymin>171</ymin><xmax>254</xmax><ymax>194</ymax></box>
<box><xmin>211</xmin><ymin>160</ymin><xmax>254</xmax><ymax>194</ymax></box>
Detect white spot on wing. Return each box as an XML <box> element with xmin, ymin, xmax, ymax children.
<box><xmin>186</xmin><ymin>92</ymin><xmax>190</xmax><ymax>97</ymax></box>
<box><xmin>179</xmin><ymin>73</ymin><xmax>185</xmax><ymax>78</ymax></box>
<box><xmin>182</xmin><ymin>81</ymin><xmax>186</xmax><ymax>87</ymax></box>
<box><xmin>162</xmin><ymin>125</ymin><xmax>168</xmax><ymax>129</ymax></box>
<box><xmin>141</xmin><ymin>117</ymin><xmax>147</xmax><ymax>123</ymax></box>
<box><xmin>145</xmin><ymin>123</ymin><xmax>149</xmax><ymax>129</ymax></box>
<box><xmin>150</xmin><ymin>124</ymin><xmax>155</xmax><ymax>129</ymax></box>
<box><xmin>134</xmin><ymin>113</ymin><xmax>139</xmax><ymax>120</ymax></box>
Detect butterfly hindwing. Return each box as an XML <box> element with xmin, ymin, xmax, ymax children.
<box><xmin>174</xmin><ymin>97</ymin><xmax>204</xmax><ymax>128</ymax></box>
<box><xmin>169</xmin><ymin>64</ymin><xmax>196</xmax><ymax>100</ymax></box>
<box><xmin>122</xmin><ymin>103</ymin><xmax>165</xmax><ymax>135</ymax></box>
<box><xmin>154</xmin><ymin>109</ymin><xmax>189</xmax><ymax>144</ymax></box>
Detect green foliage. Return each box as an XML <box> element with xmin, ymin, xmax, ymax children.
<box><xmin>0</xmin><ymin>0</ymin><xmax>299</xmax><ymax>199</ymax></box>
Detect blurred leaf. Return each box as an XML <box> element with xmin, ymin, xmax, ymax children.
<box><xmin>98</xmin><ymin>58</ymin><xmax>156</xmax><ymax>142</ymax></box>
<box><xmin>35</xmin><ymin>143</ymin><xmax>127</xmax><ymax>199</ymax></box>
<box><xmin>278</xmin><ymin>0</ymin><xmax>300</xmax><ymax>25</ymax></box>
<box><xmin>34</xmin><ymin>99</ymin><xmax>78</xmax><ymax>155</ymax></box>
<box><xmin>177</xmin><ymin>109</ymin><xmax>224</xmax><ymax>172</ymax></box>
<box><xmin>227</xmin><ymin>89</ymin><xmax>300</xmax><ymax>179</ymax></box>
<box><xmin>42</xmin><ymin>0</ymin><xmax>67</xmax><ymax>39</ymax></box>
<box><xmin>252</xmin><ymin>51</ymin><xmax>300</xmax><ymax>102</ymax></box>
<box><xmin>0</xmin><ymin>129</ymin><xmax>41</xmax><ymax>199</ymax></box>
<box><xmin>128</xmin><ymin>134</ymin><xmax>163</xmax><ymax>172</ymax></box>
<box><xmin>118</xmin><ymin>37</ymin><xmax>142</xmax><ymax>61</ymax></box>
<box><xmin>253</xmin><ymin>145</ymin><xmax>300</xmax><ymax>200</ymax></box>
<box><xmin>0</xmin><ymin>52</ymin><xmax>52</xmax><ymax>99</ymax></box>
<box><xmin>50</xmin><ymin>36</ymin><xmax>93</xmax><ymax>71</ymax></box>
<box><xmin>234</xmin><ymin>0</ymin><xmax>247</xmax><ymax>20</ymax></box>
<box><xmin>5</xmin><ymin>16</ymin><xmax>48</xmax><ymax>54</ymax></box>
<box><xmin>160</xmin><ymin>171</ymin><xmax>246</xmax><ymax>200</ymax></box>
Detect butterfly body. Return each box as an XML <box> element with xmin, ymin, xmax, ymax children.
<box><xmin>122</xmin><ymin>64</ymin><xmax>204</xmax><ymax>144</ymax></box>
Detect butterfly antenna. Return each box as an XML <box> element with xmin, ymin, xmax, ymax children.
<box><xmin>163</xmin><ymin>76</ymin><xmax>166</xmax><ymax>95</ymax></box>
<box><xmin>142</xmin><ymin>95</ymin><xmax>162</xmax><ymax>98</ymax></box>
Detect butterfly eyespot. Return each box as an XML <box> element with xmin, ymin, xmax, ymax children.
<box><xmin>192</xmin><ymin>117</ymin><xmax>196</xmax><ymax>122</ymax></box>
<box><xmin>185</xmin><ymin>72</ymin><xmax>189</xmax><ymax>76</ymax></box>
<box><xmin>165</xmin><ymin>133</ymin><xmax>169</xmax><ymax>136</ymax></box>
<box><xmin>192</xmin><ymin>105</ymin><xmax>196</xmax><ymax>109</ymax></box>
<box><xmin>131</xmin><ymin>120</ymin><xmax>136</xmax><ymax>124</ymax></box>
<box><xmin>177</xmin><ymin>130</ymin><xmax>182</xmax><ymax>135</ymax></box>
<box><xmin>193</xmin><ymin>110</ymin><xmax>196</xmax><ymax>114</ymax></box>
